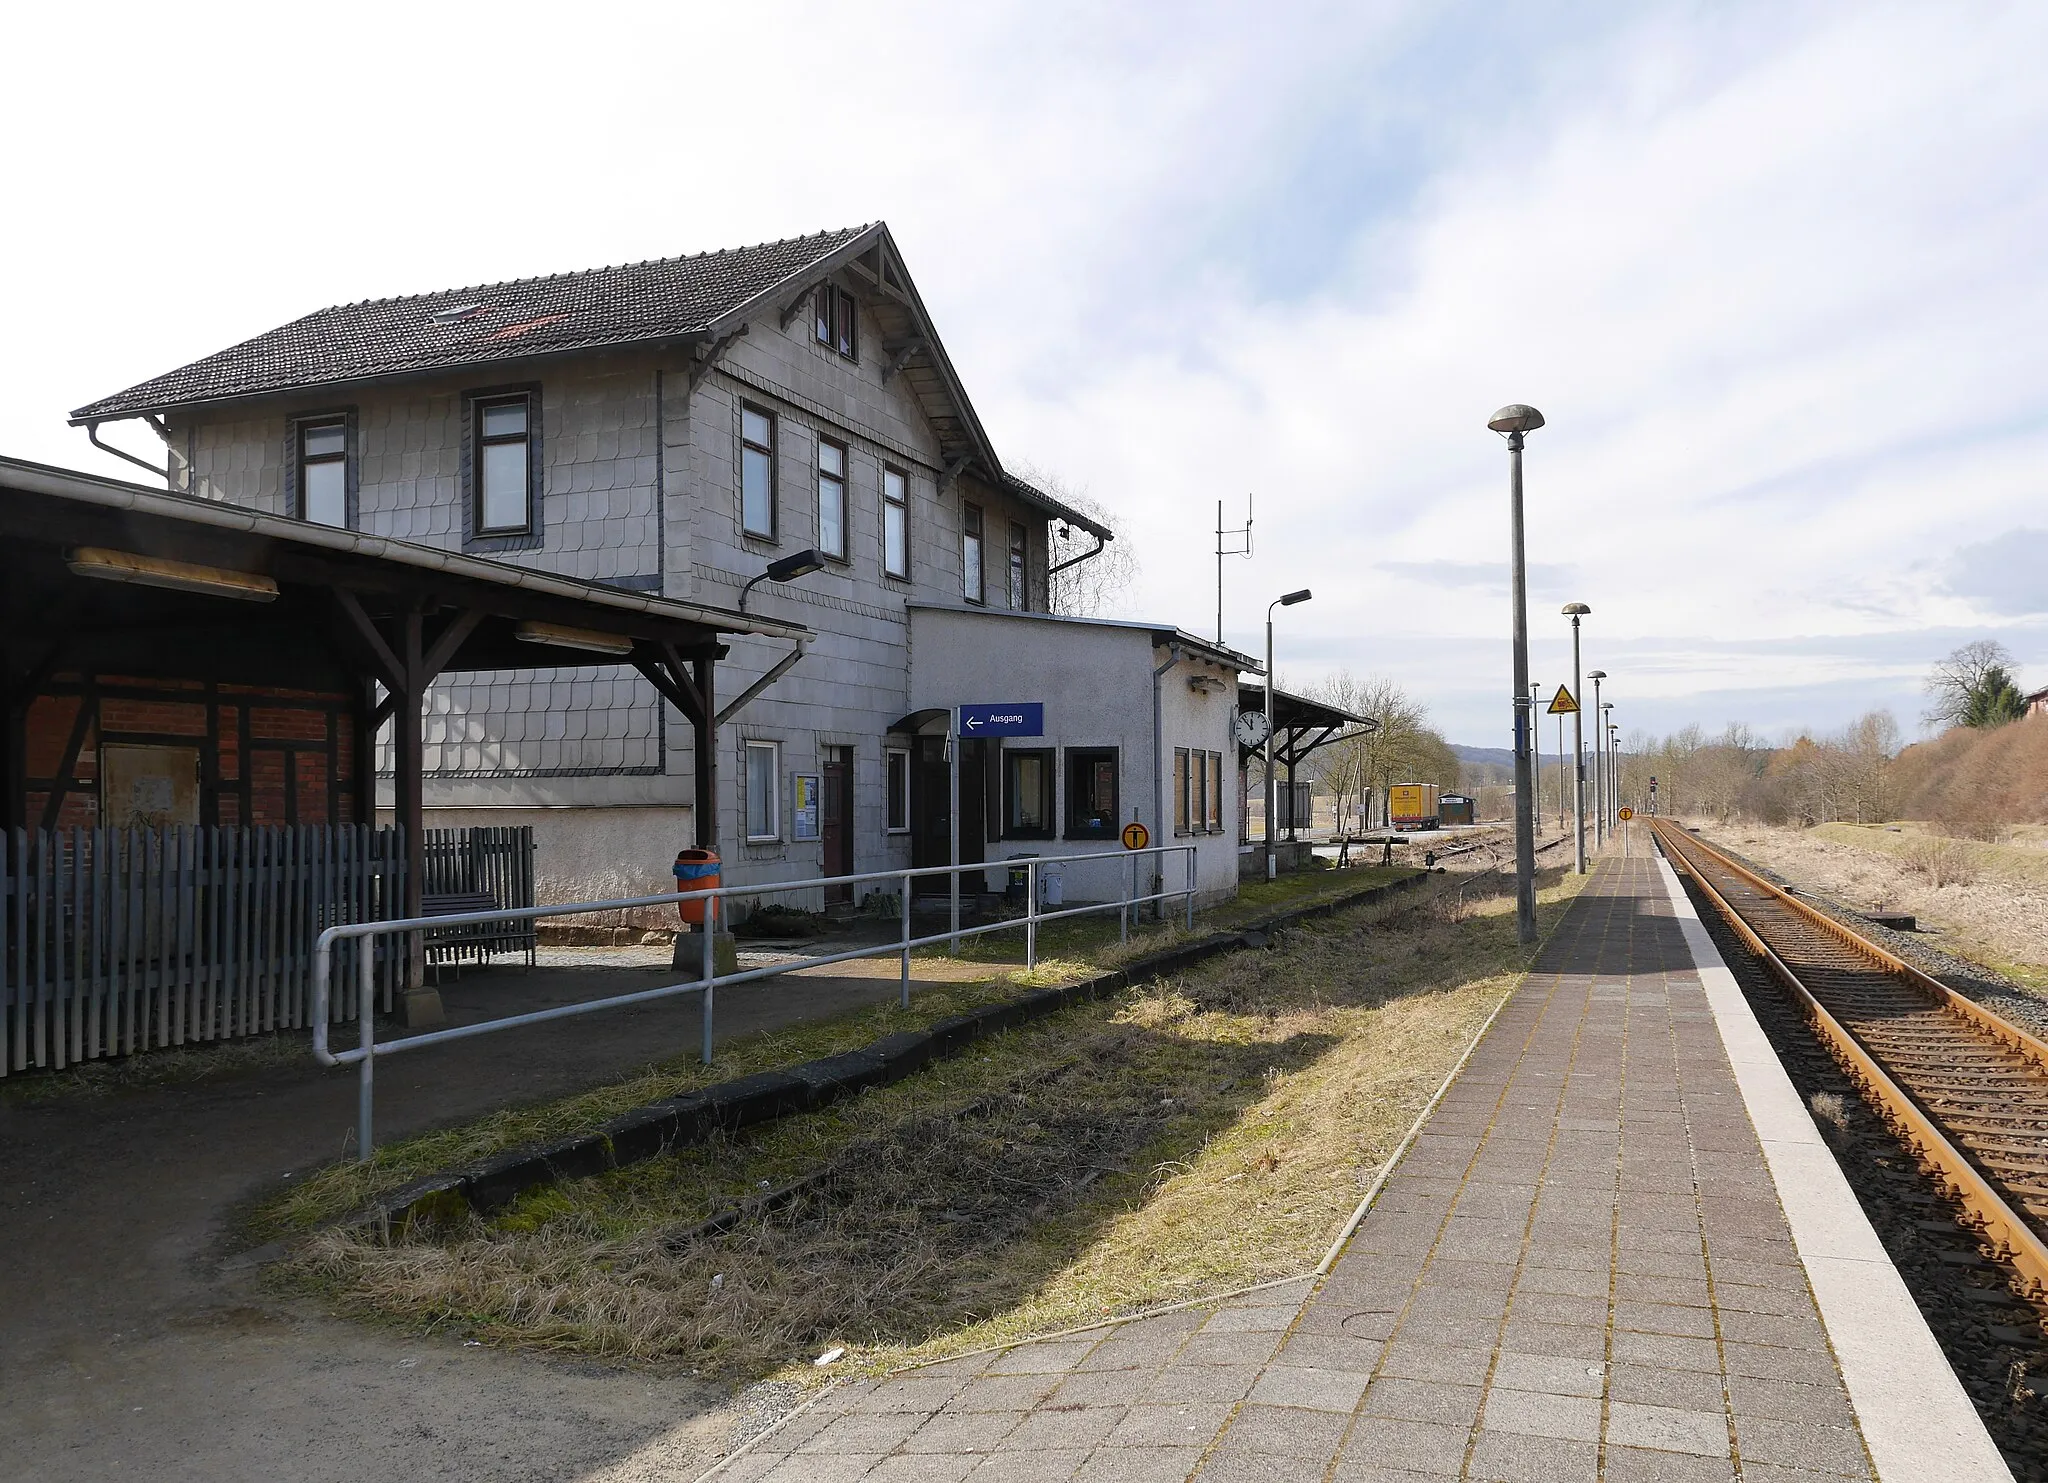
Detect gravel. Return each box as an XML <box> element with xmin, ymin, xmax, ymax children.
<box><xmin>1675</xmin><ymin>865</ymin><xmax>2048</xmax><ymax>1481</ymax></box>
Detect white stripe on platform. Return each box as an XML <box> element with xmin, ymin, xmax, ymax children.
<box><xmin>1654</xmin><ymin>853</ymin><xmax>2013</xmax><ymax>1483</ymax></box>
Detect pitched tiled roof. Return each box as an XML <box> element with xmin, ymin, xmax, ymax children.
<box><xmin>72</xmin><ymin>226</ymin><xmax>878</xmax><ymax>421</ymax></box>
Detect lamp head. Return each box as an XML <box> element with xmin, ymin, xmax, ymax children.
<box><xmin>1279</xmin><ymin>588</ymin><xmax>1313</xmax><ymax>606</ymax></box>
<box><xmin>1588</xmin><ymin>669</ymin><xmax>1606</xmax><ymax>680</ymax></box>
<box><xmin>766</xmin><ymin>548</ymin><xmax>828</xmax><ymax>583</ymax></box>
<box><xmin>1487</xmin><ymin>404</ymin><xmax>1546</xmax><ymax>435</ymax></box>
<box><xmin>1562</xmin><ymin>602</ymin><xmax>1590</xmax><ymax>617</ymax></box>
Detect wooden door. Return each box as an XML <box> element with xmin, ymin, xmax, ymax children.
<box><xmin>822</xmin><ymin>746</ymin><xmax>853</xmax><ymax>904</ymax></box>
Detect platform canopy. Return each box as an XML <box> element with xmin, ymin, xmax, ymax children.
<box><xmin>1235</xmin><ymin>682</ymin><xmax>1377</xmax><ymax>770</ymax></box>
<box><xmin>0</xmin><ymin>452</ymin><xmax>809</xmax><ymax>899</ymax></box>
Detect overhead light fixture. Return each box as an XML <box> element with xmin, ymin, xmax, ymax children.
<box><xmin>513</xmin><ymin>620</ymin><xmax>634</xmax><ymax>656</ymax></box>
<box><xmin>66</xmin><ymin>546</ymin><xmax>278</xmax><ymax>602</ymax></box>
<box><xmin>739</xmin><ymin>547</ymin><xmax>829</xmax><ymax>610</ymax></box>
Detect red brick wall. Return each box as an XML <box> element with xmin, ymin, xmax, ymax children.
<box><xmin>19</xmin><ymin>674</ymin><xmax>358</xmax><ymax>832</ymax></box>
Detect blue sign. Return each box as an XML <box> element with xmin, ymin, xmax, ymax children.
<box><xmin>959</xmin><ymin>702</ymin><xmax>1043</xmax><ymax>737</ymax></box>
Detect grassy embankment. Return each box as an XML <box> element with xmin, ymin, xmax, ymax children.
<box><xmin>271</xmin><ymin>854</ymin><xmax>1587</xmax><ymax>1382</ymax></box>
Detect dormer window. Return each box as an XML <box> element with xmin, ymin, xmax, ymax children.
<box><xmin>813</xmin><ymin>284</ymin><xmax>857</xmax><ymax>361</ymax></box>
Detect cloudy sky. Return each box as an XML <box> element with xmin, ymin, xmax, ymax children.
<box><xmin>5</xmin><ymin>1</ymin><xmax>2043</xmax><ymax>747</ymax></box>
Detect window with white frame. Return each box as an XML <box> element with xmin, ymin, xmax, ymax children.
<box><xmin>1008</xmin><ymin>520</ymin><xmax>1027</xmax><ymax>609</ymax></box>
<box><xmin>745</xmin><ymin>739</ymin><xmax>781</xmax><ymax>840</ymax></box>
<box><xmin>813</xmin><ymin>283</ymin><xmax>858</xmax><ymax>360</ymax></box>
<box><xmin>741</xmin><ymin>405</ymin><xmax>776</xmax><ymax>539</ymax></box>
<box><xmin>817</xmin><ymin>436</ymin><xmax>847</xmax><ymax>560</ymax></box>
<box><xmin>885</xmin><ymin>747</ymin><xmax>911</xmax><ymax>833</ymax></box>
<box><xmin>882</xmin><ymin>467</ymin><xmax>909</xmax><ymax>579</ymax></box>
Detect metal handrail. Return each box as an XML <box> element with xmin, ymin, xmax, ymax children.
<box><xmin>312</xmin><ymin>844</ymin><xmax>1200</xmax><ymax>1158</ymax></box>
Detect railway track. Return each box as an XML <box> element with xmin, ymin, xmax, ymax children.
<box><xmin>1652</xmin><ymin>818</ymin><xmax>2048</xmax><ymax>1296</ymax></box>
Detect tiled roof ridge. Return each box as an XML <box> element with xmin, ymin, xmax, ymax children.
<box><xmin>325</xmin><ymin>223</ymin><xmax>879</xmax><ymax>313</ymax></box>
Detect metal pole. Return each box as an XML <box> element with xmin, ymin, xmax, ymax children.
<box><xmin>1508</xmin><ymin>433</ymin><xmax>1537</xmax><ymax>943</ymax></box>
<box><xmin>1530</xmin><ymin>681</ymin><xmax>1541</xmax><ymax>837</ymax></box>
<box><xmin>1265</xmin><ymin>616</ymin><xmax>1276</xmax><ymax>882</ymax></box>
<box><xmin>1121</xmin><ymin>853</ymin><xmax>1131</xmax><ymax>945</ymax></box>
<box><xmin>1570</xmin><ymin>615</ymin><xmax>1586</xmax><ymax>875</ymax></box>
<box><xmin>1025</xmin><ymin>859</ymin><xmax>1038</xmax><ymax>970</ymax></box>
<box><xmin>1556</xmin><ymin>713</ymin><xmax>1565</xmax><ymax>835</ymax></box>
<box><xmin>1216</xmin><ymin>499</ymin><xmax>1224</xmax><ymax>644</ymax></box>
<box><xmin>700</xmin><ymin>894</ymin><xmax>717</xmax><ymax>1064</ymax></box>
<box><xmin>899</xmin><ymin>870</ymin><xmax>911</xmax><ymax>1008</ymax></box>
<box><xmin>948</xmin><ymin>717</ymin><xmax>960</xmax><ymax>955</ymax></box>
<box><xmin>1590</xmin><ymin>673</ymin><xmax>1604</xmax><ymax>849</ymax></box>
<box><xmin>356</xmin><ymin>931</ymin><xmax>375</xmax><ymax>1162</ymax></box>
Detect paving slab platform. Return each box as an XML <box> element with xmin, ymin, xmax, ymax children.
<box><xmin>706</xmin><ymin>856</ymin><xmax>2008</xmax><ymax>1482</ymax></box>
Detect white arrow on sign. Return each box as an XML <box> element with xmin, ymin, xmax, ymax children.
<box><xmin>964</xmin><ymin>715</ymin><xmax>981</xmax><ymax>729</ymax></box>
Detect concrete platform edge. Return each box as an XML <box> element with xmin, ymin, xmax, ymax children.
<box><xmin>1654</xmin><ymin>851</ymin><xmax>2013</xmax><ymax>1483</ymax></box>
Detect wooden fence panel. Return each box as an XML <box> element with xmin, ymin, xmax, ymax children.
<box><xmin>0</xmin><ymin>824</ymin><xmax>411</xmax><ymax>1076</ymax></box>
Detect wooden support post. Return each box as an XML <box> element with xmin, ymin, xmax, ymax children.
<box><xmin>393</xmin><ymin>606</ymin><xmax>442</xmax><ymax>1027</ymax></box>
<box><xmin>693</xmin><ymin>653</ymin><xmax>717</xmax><ymax>852</ymax></box>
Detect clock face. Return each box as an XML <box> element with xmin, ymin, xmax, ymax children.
<box><xmin>1234</xmin><ymin>710</ymin><xmax>1271</xmax><ymax>747</ymax></box>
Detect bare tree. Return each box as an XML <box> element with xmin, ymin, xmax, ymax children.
<box><xmin>1925</xmin><ymin>640</ymin><xmax>2020</xmax><ymax>729</ymax></box>
<box><xmin>1300</xmin><ymin>672</ymin><xmax>1457</xmax><ymax>829</ymax></box>
<box><xmin>1009</xmin><ymin>465</ymin><xmax>1140</xmax><ymax>618</ymax></box>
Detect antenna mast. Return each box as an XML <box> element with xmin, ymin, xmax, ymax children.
<box><xmin>1216</xmin><ymin>494</ymin><xmax>1253</xmax><ymax>642</ymax></box>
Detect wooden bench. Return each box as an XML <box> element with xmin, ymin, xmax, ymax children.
<box><xmin>420</xmin><ymin>890</ymin><xmax>536</xmax><ymax>977</ymax></box>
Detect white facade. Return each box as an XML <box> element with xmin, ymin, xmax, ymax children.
<box><xmin>138</xmin><ymin>233</ymin><xmax>1248</xmax><ymax>914</ymax></box>
<box><xmin>908</xmin><ymin>606</ymin><xmax>1249</xmax><ymax>907</ymax></box>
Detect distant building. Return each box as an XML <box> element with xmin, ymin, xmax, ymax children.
<box><xmin>2028</xmin><ymin>686</ymin><xmax>2048</xmax><ymax>719</ymax></box>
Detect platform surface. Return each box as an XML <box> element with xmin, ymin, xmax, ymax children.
<box><xmin>714</xmin><ymin>857</ymin><xmax>1918</xmax><ymax>1481</ymax></box>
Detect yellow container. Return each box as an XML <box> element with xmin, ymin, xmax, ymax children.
<box><xmin>1388</xmin><ymin>784</ymin><xmax>1441</xmax><ymax>829</ymax></box>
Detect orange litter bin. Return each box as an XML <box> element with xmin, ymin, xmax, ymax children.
<box><xmin>672</xmin><ymin>848</ymin><xmax>721</xmax><ymax>925</ymax></box>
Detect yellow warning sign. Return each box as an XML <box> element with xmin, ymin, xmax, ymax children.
<box><xmin>1546</xmin><ymin>685</ymin><xmax>1579</xmax><ymax>715</ymax></box>
<box><xmin>1618</xmin><ymin>807</ymin><xmax>1634</xmax><ymax>821</ymax></box>
<box><xmin>1121</xmin><ymin>821</ymin><xmax>1150</xmax><ymax>851</ymax></box>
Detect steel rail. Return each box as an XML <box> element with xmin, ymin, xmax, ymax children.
<box><xmin>1652</xmin><ymin>818</ymin><xmax>2048</xmax><ymax>1298</ymax></box>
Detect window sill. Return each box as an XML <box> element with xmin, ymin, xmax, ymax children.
<box><xmin>745</xmin><ymin>835</ymin><xmax>781</xmax><ymax>846</ymax></box>
<box><xmin>1000</xmin><ymin>832</ymin><xmax>1056</xmax><ymax>843</ymax></box>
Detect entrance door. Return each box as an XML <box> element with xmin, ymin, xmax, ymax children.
<box><xmin>958</xmin><ymin>739</ymin><xmax>987</xmax><ymax>873</ymax></box>
<box><xmin>822</xmin><ymin>746</ymin><xmax>854</xmax><ymax>904</ymax></box>
<box><xmin>909</xmin><ymin>736</ymin><xmax>950</xmax><ymax>896</ymax></box>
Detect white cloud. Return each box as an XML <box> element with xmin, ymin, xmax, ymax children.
<box><xmin>4</xmin><ymin>1</ymin><xmax>2043</xmax><ymax>742</ymax></box>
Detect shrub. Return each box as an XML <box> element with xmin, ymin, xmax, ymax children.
<box><xmin>1901</xmin><ymin>833</ymin><xmax>1978</xmax><ymax>888</ymax></box>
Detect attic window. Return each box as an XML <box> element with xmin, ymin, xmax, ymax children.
<box><xmin>813</xmin><ymin>285</ymin><xmax>857</xmax><ymax>361</ymax></box>
<box><xmin>433</xmin><ymin>303</ymin><xmax>485</xmax><ymax>324</ymax></box>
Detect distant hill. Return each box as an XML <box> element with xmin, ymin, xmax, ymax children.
<box><xmin>1451</xmin><ymin>744</ymin><xmax>1514</xmax><ymax>768</ymax></box>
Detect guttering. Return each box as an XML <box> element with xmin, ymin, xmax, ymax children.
<box><xmin>84</xmin><ymin>421</ymin><xmax>169</xmax><ymax>485</ymax></box>
<box><xmin>714</xmin><ymin>637</ymin><xmax>812</xmax><ymax>725</ymax></box>
<box><xmin>1152</xmin><ymin>641</ymin><xmax>1181</xmax><ymax>914</ymax></box>
<box><xmin>0</xmin><ymin>453</ymin><xmax>810</xmax><ymax>644</ymax></box>
<box><xmin>1047</xmin><ymin>528</ymin><xmax>1108</xmax><ymax>577</ymax></box>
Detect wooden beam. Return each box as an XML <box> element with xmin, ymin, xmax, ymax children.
<box><xmin>686</xmin><ymin>324</ymin><xmax>750</xmax><ymax>394</ymax></box>
<box><xmin>779</xmin><ymin>287</ymin><xmax>815</xmax><ymax>331</ymax></box>
<box><xmin>658</xmin><ymin>642</ymin><xmax>707</xmax><ymax>720</ymax></box>
<box><xmin>937</xmin><ymin>454</ymin><xmax>973</xmax><ymax>493</ymax></box>
<box><xmin>693</xmin><ymin>652</ymin><xmax>718</xmax><ymax>852</ymax></box>
<box><xmin>332</xmin><ymin>589</ymin><xmax>405</xmax><ymax>691</ymax></box>
<box><xmin>420</xmin><ymin>607</ymin><xmax>485</xmax><ymax>681</ymax></box>
<box><xmin>629</xmin><ymin>651</ymin><xmax>699</xmax><ymax>725</ymax></box>
<box><xmin>880</xmin><ymin>338</ymin><xmax>925</xmax><ymax>385</ymax></box>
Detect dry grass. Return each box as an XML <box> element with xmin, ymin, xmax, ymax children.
<box><xmin>1702</xmin><ymin>819</ymin><xmax>2048</xmax><ymax>995</ymax></box>
<box><xmin>1894</xmin><ymin>714</ymin><xmax>2048</xmax><ymax>838</ymax></box>
<box><xmin>279</xmin><ymin>860</ymin><xmax>1587</xmax><ymax>1381</ymax></box>
<box><xmin>256</xmin><ymin>865</ymin><xmax>1415</xmax><ymax>1238</ymax></box>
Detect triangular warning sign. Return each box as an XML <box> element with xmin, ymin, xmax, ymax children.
<box><xmin>1547</xmin><ymin>685</ymin><xmax>1579</xmax><ymax>715</ymax></box>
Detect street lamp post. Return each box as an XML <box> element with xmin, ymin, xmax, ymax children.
<box><xmin>1489</xmin><ymin>404</ymin><xmax>1545</xmax><ymax>945</ymax></box>
<box><xmin>1562</xmin><ymin>603</ymin><xmax>1590</xmax><ymax>874</ymax></box>
<box><xmin>1587</xmin><ymin>670</ymin><xmax>1606</xmax><ymax>849</ymax></box>
<box><xmin>1605</xmin><ymin>709</ymin><xmax>1618</xmax><ymax>827</ymax></box>
<box><xmin>1265</xmin><ymin>589</ymin><xmax>1312</xmax><ymax>882</ymax></box>
<box><xmin>1529</xmin><ymin>682</ymin><xmax>1542</xmax><ymax>836</ymax></box>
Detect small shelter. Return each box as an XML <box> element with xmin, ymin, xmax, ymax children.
<box><xmin>0</xmin><ymin>454</ymin><xmax>806</xmax><ymax>1060</ymax></box>
<box><xmin>1235</xmin><ymin>683</ymin><xmax>1375</xmax><ymax>842</ymax></box>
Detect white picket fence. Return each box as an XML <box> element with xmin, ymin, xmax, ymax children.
<box><xmin>0</xmin><ymin>825</ymin><xmax>406</xmax><ymax>1076</ymax></box>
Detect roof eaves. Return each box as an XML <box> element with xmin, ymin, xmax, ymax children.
<box><xmin>0</xmin><ymin>453</ymin><xmax>811</xmax><ymax>643</ymax></box>
<box><xmin>999</xmin><ymin>473</ymin><xmax>1114</xmax><ymax>541</ymax></box>
<box><xmin>700</xmin><ymin>222</ymin><xmax>885</xmax><ymax>339</ymax></box>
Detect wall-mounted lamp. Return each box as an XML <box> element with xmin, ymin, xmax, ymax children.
<box><xmin>739</xmin><ymin>548</ymin><xmax>828</xmax><ymax>611</ymax></box>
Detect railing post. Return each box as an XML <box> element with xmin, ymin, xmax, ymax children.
<box><xmin>357</xmin><ymin>929</ymin><xmax>376</xmax><ymax>1162</ymax></box>
<box><xmin>899</xmin><ymin>873</ymin><xmax>912</xmax><ymax>1009</ymax></box>
<box><xmin>1120</xmin><ymin>853</ymin><xmax>1130</xmax><ymax>946</ymax></box>
<box><xmin>1025</xmin><ymin>860</ymin><xmax>1038</xmax><ymax>971</ymax></box>
<box><xmin>1185</xmin><ymin>847</ymin><xmax>1195</xmax><ymax>930</ymax></box>
<box><xmin>700</xmin><ymin>894</ymin><xmax>717</xmax><ymax>1066</ymax></box>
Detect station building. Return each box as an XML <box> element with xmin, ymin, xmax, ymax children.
<box><xmin>64</xmin><ymin>223</ymin><xmax>1257</xmax><ymax>915</ymax></box>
